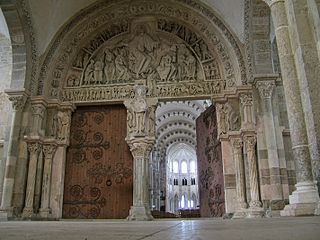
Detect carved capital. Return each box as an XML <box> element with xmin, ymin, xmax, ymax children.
<box><xmin>42</xmin><ymin>144</ymin><xmax>57</xmax><ymax>159</ymax></box>
<box><xmin>231</xmin><ymin>137</ymin><xmax>243</xmax><ymax>150</ymax></box>
<box><xmin>126</xmin><ymin>138</ymin><xmax>155</xmax><ymax>159</ymax></box>
<box><xmin>244</xmin><ymin>135</ymin><xmax>257</xmax><ymax>152</ymax></box>
<box><xmin>256</xmin><ymin>81</ymin><xmax>275</xmax><ymax>99</ymax></box>
<box><xmin>27</xmin><ymin>142</ymin><xmax>42</xmax><ymax>155</ymax></box>
<box><xmin>240</xmin><ymin>93</ymin><xmax>253</xmax><ymax>106</ymax></box>
<box><xmin>31</xmin><ymin>104</ymin><xmax>46</xmax><ymax>117</ymax></box>
<box><xmin>8</xmin><ymin>95</ymin><xmax>27</xmax><ymax>111</ymax></box>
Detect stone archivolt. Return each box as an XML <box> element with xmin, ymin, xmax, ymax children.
<box><xmin>37</xmin><ymin>0</ymin><xmax>245</xmax><ymax>103</ymax></box>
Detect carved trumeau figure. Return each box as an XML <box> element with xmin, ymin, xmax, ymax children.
<box><xmin>124</xmin><ymin>85</ymin><xmax>148</xmax><ymax>137</ymax></box>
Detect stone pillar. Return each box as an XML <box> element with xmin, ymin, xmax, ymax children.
<box><xmin>39</xmin><ymin>141</ymin><xmax>57</xmax><ymax>218</ymax></box>
<box><xmin>231</xmin><ymin>136</ymin><xmax>248</xmax><ymax>218</ymax></box>
<box><xmin>126</xmin><ymin>138</ymin><xmax>155</xmax><ymax>220</ymax></box>
<box><xmin>0</xmin><ymin>91</ymin><xmax>27</xmax><ymax>219</ymax></box>
<box><xmin>270</xmin><ymin>0</ymin><xmax>319</xmax><ymax>216</ymax></box>
<box><xmin>124</xmin><ymin>85</ymin><xmax>157</xmax><ymax>220</ymax></box>
<box><xmin>256</xmin><ymin>80</ymin><xmax>284</xmax><ymax>209</ymax></box>
<box><xmin>244</xmin><ymin>135</ymin><xmax>264</xmax><ymax>218</ymax></box>
<box><xmin>22</xmin><ymin>141</ymin><xmax>42</xmax><ymax>218</ymax></box>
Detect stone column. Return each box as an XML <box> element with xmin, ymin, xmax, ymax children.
<box><xmin>256</xmin><ymin>80</ymin><xmax>284</xmax><ymax>208</ymax></box>
<box><xmin>0</xmin><ymin>92</ymin><xmax>27</xmax><ymax>219</ymax></box>
<box><xmin>231</xmin><ymin>136</ymin><xmax>247</xmax><ymax>218</ymax></box>
<box><xmin>30</xmin><ymin>100</ymin><xmax>47</xmax><ymax>213</ymax></box>
<box><xmin>39</xmin><ymin>141</ymin><xmax>57</xmax><ymax>218</ymax></box>
<box><xmin>124</xmin><ymin>85</ymin><xmax>157</xmax><ymax>220</ymax></box>
<box><xmin>126</xmin><ymin>138</ymin><xmax>155</xmax><ymax>220</ymax></box>
<box><xmin>270</xmin><ymin>0</ymin><xmax>319</xmax><ymax>216</ymax></box>
<box><xmin>22</xmin><ymin>141</ymin><xmax>42</xmax><ymax>218</ymax></box>
<box><xmin>244</xmin><ymin>135</ymin><xmax>264</xmax><ymax>218</ymax></box>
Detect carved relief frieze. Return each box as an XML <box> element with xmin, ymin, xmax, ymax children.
<box><xmin>38</xmin><ymin>0</ymin><xmax>246</xmax><ymax>100</ymax></box>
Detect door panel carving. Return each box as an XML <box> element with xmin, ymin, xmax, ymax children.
<box><xmin>196</xmin><ymin>104</ymin><xmax>225</xmax><ymax>217</ymax></box>
<box><xmin>63</xmin><ymin>105</ymin><xmax>133</xmax><ymax>219</ymax></box>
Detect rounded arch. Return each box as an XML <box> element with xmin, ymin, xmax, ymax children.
<box><xmin>37</xmin><ymin>0</ymin><xmax>247</xmax><ymax>101</ymax></box>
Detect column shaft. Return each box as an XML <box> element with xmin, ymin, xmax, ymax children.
<box><xmin>270</xmin><ymin>0</ymin><xmax>319</xmax><ymax>215</ymax></box>
<box><xmin>22</xmin><ymin>142</ymin><xmax>41</xmax><ymax>218</ymax></box>
<box><xmin>231</xmin><ymin>138</ymin><xmax>247</xmax><ymax>209</ymax></box>
<box><xmin>39</xmin><ymin>144</ymin><xmax>57</xmax><ymax>218</ymax></box>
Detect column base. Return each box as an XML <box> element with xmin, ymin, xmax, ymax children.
<box><xmin>315</xmin><ymin>201</ymin><xmax>320</xmax><ymax>215</ymax></box>
<box><xmin>0</xmin><ymin>207</ymin><xmax>13</xmax><ymax>221</ymax></box>
<box><xmin>232</xmin><ymin>209</ymin><xmax>247</xmax><ymax>219</ymax></box>
<box><xmin>127</xmin><ymin>206</ymin><xmax>154</xmax><ymax>221</ymax></box>
<box><xmin>39</xmin><ymin>208</ymin><xmax>52</xmax><ymax>219</ymax></box>
<box><xmin>22</xmin><ymin>207</ymin><xmax>35</xmax><ymax>219</ymax></box>
<box><xmin>280</xmin><ymin>181</ymin><xmax>319</xmax><ymax>216</ymax></box>
<box><xmin>246</xmin><ymin>207</ymin><xmax>265</xmax><ymax>218</ymax></box>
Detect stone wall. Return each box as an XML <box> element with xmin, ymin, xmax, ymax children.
<box><xmin>0</xmin><ymin>9</ymin><xmax>13</xmax><ymax>204</ymax></box>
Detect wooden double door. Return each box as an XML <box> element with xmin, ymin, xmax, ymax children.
<box><xmin>63</xmin><ymin>105</ymin><xmax>133</xmax><ymax>219</ymax></box>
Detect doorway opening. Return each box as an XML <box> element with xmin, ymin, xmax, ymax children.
<box><xmin>150</xmin><ymin>99</ymin><xmax>225</xmax><ymax>218</ymax></box>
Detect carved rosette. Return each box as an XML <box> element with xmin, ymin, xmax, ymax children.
<box><xmin>8</xmin><ymin>95</ymin><xmax>27</xmax><ymax>111</ymax></box>
<box><xmin>256</xmin><ymin>81</ymin><xmax>275</xmax><ymax>99</ymax></box>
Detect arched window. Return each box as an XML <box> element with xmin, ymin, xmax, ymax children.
<box><xmin>190</xmin><ymin>161</ymin><xmax>196</xmax><ymax>173</ymax></box>
<box><xmin>181</xmin><ymin>161</ymin><xmax>188</xmax><ymax>173</ymax></box>
<box><xmin>173</xmin><ymin>161</ymin><xmax>179</xmax><ymax>173</ymax></box>
<box><xmin>180</xmin><ymin>195</ymin><xmax>185</xmax><ymax>208</ymax></box>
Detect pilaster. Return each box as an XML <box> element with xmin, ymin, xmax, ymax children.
<box><xmin>256</xmin><ymin>79</ymin><xmax>284</xmax><ymax>209</ymax></box>
<box><xmin>0</xmin><ymin>90</ymin><xmax>28</xmax><ymax>220</ymax></box>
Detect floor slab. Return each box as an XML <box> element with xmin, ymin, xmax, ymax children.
<box><xmin>0</xmin><ymin>217</ymin><xmax>319</xmax><ymax>240</ymax></box>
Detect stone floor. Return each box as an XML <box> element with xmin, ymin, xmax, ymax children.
<box><xmin>0</xmin><ymin>217</ymin><xmax>319</xmax><ymax>240</ymax></box>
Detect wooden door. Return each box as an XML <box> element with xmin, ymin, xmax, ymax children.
<box><xmin>63</xmin><ymin>105</ymin><xmax>133</xmax><ymax>219</ymax></box>
<box><xmin>196</xmin><ymin>104</ymin><xmax>225</xmax><ymax>217</ymax></box>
